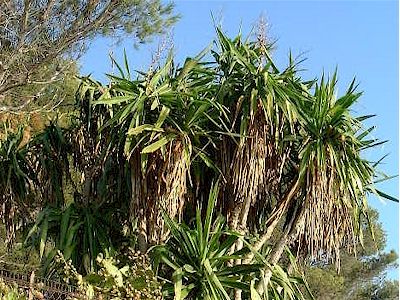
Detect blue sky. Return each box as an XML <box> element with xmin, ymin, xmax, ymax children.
<box><xmin>81</xmin><ymin>1</ymin><xmax>399</xmax><ymax>279</ymax></box>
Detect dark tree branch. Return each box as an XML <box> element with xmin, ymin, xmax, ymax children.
<box><xmin>0</xmin><ymin>0</ymin><xmax>178</xmax><ymax>110</ymax></box>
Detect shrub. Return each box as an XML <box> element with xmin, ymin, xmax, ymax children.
<box><xmin>57</xmin><ymin>249</ymin><xmax>162</xmax><ymax>300</ymax></box>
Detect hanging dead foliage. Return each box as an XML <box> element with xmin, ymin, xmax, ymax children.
<box><xmin>297</xmin><ymin>165</ymin><xmax>357</xmax><ymax>269</ymax></box>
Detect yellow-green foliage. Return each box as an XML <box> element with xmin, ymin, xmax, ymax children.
<box><xmin>0</xmin><ymin>279</ymin><xmax>25</xmax><ymax>300</ymax></box>
<box><xmin>0</xmin><ymin>278</ymin><xmax>45</xmax><ymax>300</ymax></box>
<box><xmin>58</xmin><ymin>249</ymin><xmax>162</xmax><ymax>300</ymax></box>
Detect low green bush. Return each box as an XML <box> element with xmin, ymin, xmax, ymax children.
<box><xmin>57</xmin><ymin>248</ymin><xmax>162</xmax><ymax>300</ymax></box>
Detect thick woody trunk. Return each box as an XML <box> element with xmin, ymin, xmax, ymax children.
<box><xmin>235</xmin><ymin>179</ymin><xmax>300</xmax><ymax>300</ymax></box>
<box><xmin>233</xmin><ymin>199</ymin><xmax>252</xmax><ymax>300</ymax></box>
<box><xmin>256</xmin><ymin>190</ymin><xmax>304</xmax><ymax>293</ymax></box>
<box><xmin>256</xmin><ymin>228</ymin><xmax>300</xmax><ymax>294</ymax></box>
<box><xmin>256</xmin><ymin>232</ymin><xmax>290</xmax><ymax>294</ymax></box>
<box><xmin>129</xmin><ymin>154</ymin><xmax>148</xmax><ymax>252</ymax></box>
<box><xmin>242</xmin><ymin>215</ymin><xmax>281</xmax><ymax>265</ymax></box>
<box><xmin>244</xmin><ymin>179</ymin><xmax>300</xmax><ymax>264</ymax></box>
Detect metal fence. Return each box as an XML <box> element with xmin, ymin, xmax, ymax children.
<box><xmin>0</xmin><ymin>268</ymin><xmax>82</xmax><ymax>299</ymax></box>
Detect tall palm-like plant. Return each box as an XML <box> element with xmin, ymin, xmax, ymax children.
<box><xmin>84</xmin><ymin>51</ymin><xmax>225</xmax><ymax>249</ymax></box>
<box><xmin>1</xmin><ymin>24</ymin><xmax>395</xmax><ymax>298</ymax></box>
<box><xmin>296</xmin><ymin>74</ymin><xmax>379</xmax><ymax>264</ymax></box>
<box><xmin>81</xmin><ymin>29</ymin><xmax>395</xmax><ymax>273</ymax></box>
<box><xmin>0</xmin><ymin>126</ymin><xmax>35</xmax><ymax>242</ymax></box>
<box><xmin>255</xmin><ymin>74</ymin><xmax>395</xmax><ymax>292</ymax></box>
<box><xmin>30</xmin><ymin>121</ymin><xmax>71</xmax><ymax>206</ymax></box>
<box><xmin>23</xmin><ymin>80</ymin><xmax>133</xmax><ymax>275</ymax></box>
<box><xmin>211</xmin><ymin>28</ymin><xmax>309</xmax><ymax>241</ymax></box>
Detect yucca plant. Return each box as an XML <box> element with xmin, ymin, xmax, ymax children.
<box><xmin>211</xmin><ymin>28</ymin><xmax>308</xmax><ymax>240</ymax></box>
<box><xmin>25</xmin><ymin>202</ymin><xmax>118</xmax><ymax>276</ymax></box>
<box><xmin>0</xmin><ymin>23</ymin><xmax>394</xmax><ymax>300</ymax></box>
<box><xmin>201</xmin><ymin>31</ymin><xmax>313</xmax><ymax>300</ymax></box>
<box><xmin>254</xmin><ymin>73</ymin><xmax>397</xmax><ymax>292</ymax></box>
<box><xmin>29</xmin><ymin>121</ymin><xmax>71</xmax><ymax>206</ymax></box>
<box><xmin>81</xmin><ymin>28</ymin><xmax>396</xmax><ymax>278</ymax></box>
<box><xmin>295</xmin><ymin>74</ymin><xmax>383</xmax><ymax>264</ymax></box>
<box><xmin>16</xmin><ymin>83</ymin><xmax>133</xmax><ymax>276</ymax></box>
<box><xmin>80</xmin><ymin>50</ymin><xmax>226</xmax><ymax>250</ymax></box>
<box><xmin>0</xmin><ymin>126</ymin><xmax>36</xmax><ymax>243</ymax></box>
<box><xmin>79</xmin><ymin>29</ymin><xmax>310</xmax><ymax>253</ymax></box>
<box><xmin>152</xmin><ymin>183</ymin><xmax>311</xmax><ymax>300</ymax></box>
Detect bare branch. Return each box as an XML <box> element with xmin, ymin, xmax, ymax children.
<box><xmin>0</xmin><ymin>0</ymin><xmax>177</xmax><ymax>110</ymax></box>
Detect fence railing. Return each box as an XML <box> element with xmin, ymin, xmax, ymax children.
<box><xmin>0</xmin><ymin>268</ymin><xmax>82</xmax><ymax>299</ymax></box>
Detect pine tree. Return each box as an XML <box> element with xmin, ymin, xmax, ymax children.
<box><xmin>0</xmin><ymin>0</ymin><xmax>178</xmax><ymax>111</ymax></box>
<box><xmin>305</xmin><ymin>209</ymin><xmax>398</xmax><ymax>300</ymax></box>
